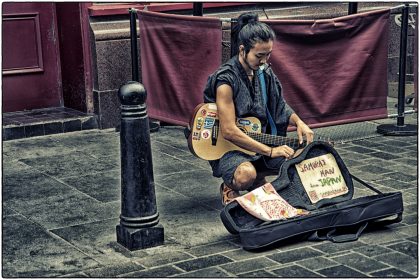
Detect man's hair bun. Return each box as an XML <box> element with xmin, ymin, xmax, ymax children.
<box><xmin>237</xmin><ymin>12</ymin><xmax>259</xmax><ymax>28</ymax></box>
<box><xmin>231</xmin><ymin>12</ymin><xmax>275</xmax><ymax>57</ymax></box>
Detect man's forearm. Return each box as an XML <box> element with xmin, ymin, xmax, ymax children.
<box><xmin>289</xmin><ymin>113</ymin><xmax>305</xmax><ymax>126</ymax></box>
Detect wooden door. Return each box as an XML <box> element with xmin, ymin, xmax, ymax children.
<box><xmin>2</xmin><ymin>2</ymin><xmax>62</xmax><ymax>112</ymax></box>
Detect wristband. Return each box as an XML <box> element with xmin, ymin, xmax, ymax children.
<box><xmin>269</xmin><ymin>147</ymin><xmax>273</xmax><ymax>158</ymax></box>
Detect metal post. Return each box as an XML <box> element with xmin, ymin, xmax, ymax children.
<box><xmin>377</xmin><ymin>3</ymin><xmax>417</xmax><ymax>136</ymax></box>
<box><xmin>230</xmin><ymin>18</ymin><xmax>238</xmax><ymax>58</ymax></box>
<box><xmin>193</xmin><ymin>2</ymin><xmax>203</xmax><ymax>16</ymax></box>
<box><xmin>116</xmin><ymin>81</ymin><xmax>164</xmax><ymax>250</ymax></box>
<box><xmin>397</xmin><ymin>4</ymin><xmax>409</xmax><ymax>126</ymax></box>
<box><xmin>348</xmin><ymin>2</ymin><xmax>358</xmax><ymax>15</ymax></box>
<box><xmin>129</xmin><ymin>8</ymin><xmax>160</xmax><ymax>132</ymax></box>
<box><xmin>129</xmin><ymin>9</ymin><xmax>139</xmax><ymax>82</ymax></box>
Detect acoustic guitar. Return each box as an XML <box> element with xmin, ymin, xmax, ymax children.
<box><xmin>187</xmin><ymin>103</ymin><xmax>325</xmax><ymax>161</ymax></box>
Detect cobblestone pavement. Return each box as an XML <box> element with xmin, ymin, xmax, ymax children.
<box><xmin>2</xmin><ymin>110</ymin><xmax>418</xmax><ymax>278</ymax></box>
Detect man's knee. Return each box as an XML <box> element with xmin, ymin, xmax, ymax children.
<box><xmin>231</xmin><ymin>162</ymin><xmax>257</xmax><ymax>191</ymax></box>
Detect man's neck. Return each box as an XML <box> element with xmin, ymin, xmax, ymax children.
<box><xmin>238</xmin><ymin>54</ymin><xmax>253</xmax><ymax>76</ymax></box>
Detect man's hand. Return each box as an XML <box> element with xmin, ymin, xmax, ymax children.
<box><xmin>271</xmin><ymin>145</ymin><xmax>295</xmax><ymax>159</ymax></box>
<box><xmin>296</xmin><ymin>120</ymin><xmax>314</xmax><ymax>145</ymax></box>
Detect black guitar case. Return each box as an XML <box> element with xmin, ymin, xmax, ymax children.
<box><xmin>220</xmin><ymin>141</ymin><xmax>404</xmax><ymax>250</ymax></box>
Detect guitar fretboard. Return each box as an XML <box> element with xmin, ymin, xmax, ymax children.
<box><xmin>246</xmin><ymin>132</ymin><xmax>305</xmax><ymax>149</ymax></box>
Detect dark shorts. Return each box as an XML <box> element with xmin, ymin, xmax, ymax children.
<box><xmin>209</xmin><ymin>150</ymin><xmax>286</xmax><ymax>185</ymax></box>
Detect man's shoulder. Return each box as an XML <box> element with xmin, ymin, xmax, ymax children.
<box><xmin>214</xmin><ymin>57</ymin><xmax>240</xmax><ymax>78</ymax></box>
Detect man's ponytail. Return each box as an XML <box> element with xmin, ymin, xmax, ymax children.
<box><xmin>231</xmin><ymin>12</ymin><xmax>259</xmax><ymax>57</ymax></box>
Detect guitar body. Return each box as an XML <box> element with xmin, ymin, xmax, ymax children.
<box><xmin>187</xmin><ymin>103</ymin><xmax>326</xmax><ymax>161</ymax></box>
<box><xmin>188</xmin><ymin>103</ymin><xmax>261</xmax><ymax>160</ymax></box>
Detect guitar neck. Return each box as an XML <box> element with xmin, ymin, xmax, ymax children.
<box><xmin>246</xmin><ymin>132</ymin><xmax>304</xmax><ymax>149</ymax></box>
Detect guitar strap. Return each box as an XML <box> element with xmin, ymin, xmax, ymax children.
<box><xmin>257</xmin><ymin>69</ymin><xmax>277</xmax><ymax>136</ymax></box>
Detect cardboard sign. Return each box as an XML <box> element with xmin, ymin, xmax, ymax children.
<box><xmin>295</xmin><ymin>153</ymin><xmax>348</xmax><ymax>204</ymax></box>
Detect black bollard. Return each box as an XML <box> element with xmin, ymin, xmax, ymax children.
<box><xmin>116</xmin><ymin>81</ymin><xmax>164</xmax><ymax>250</ymax></box>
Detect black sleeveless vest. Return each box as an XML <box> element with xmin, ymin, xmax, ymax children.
<box><xmin>203</xmin><ymin>56</ymin><xmax>293</xmax><ymax>136</ymax></box>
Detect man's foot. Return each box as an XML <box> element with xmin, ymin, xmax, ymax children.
<box><xmin>220</xmin><ymin>183</ymin><xmax>240</xmax><ymax>206</ymax></box>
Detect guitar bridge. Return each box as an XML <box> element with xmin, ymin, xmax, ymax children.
<box><xmin>211</xmin><ymin>119</ymin><xmax>219</xmax><ymax>146</ymax></box>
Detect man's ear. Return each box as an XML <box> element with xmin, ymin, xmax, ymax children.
<box><xmin>239</xmin><ymin>45</ymin><xmax>245</xmax><ymax>55</ymax></box>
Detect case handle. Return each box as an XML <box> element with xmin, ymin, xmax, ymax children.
<box><xmin>326</xmin><ymin>222</ymin><xmax>368</xmax><ymax>243</ymax></box>
<box><xmin>308</xmin><ymin>222</ymin><xmax>368</xmax><ymax>243</ymax></box>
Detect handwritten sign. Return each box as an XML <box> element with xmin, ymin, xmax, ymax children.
<box><xmin>295</xmin><ymin>153</ymin><xmax>348</xmax><ymax>204</ymax></box>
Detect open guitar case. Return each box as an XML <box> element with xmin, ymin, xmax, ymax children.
<box><xmin>220</xmin><ymin>141</ymin><xmax>404</xmax><ymax>250</ymax></box>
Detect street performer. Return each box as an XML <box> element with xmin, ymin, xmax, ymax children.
<box><xmin>203</xmin><ymin>12</ymin><xmax>314</xmax><ymax>205</ymax></box>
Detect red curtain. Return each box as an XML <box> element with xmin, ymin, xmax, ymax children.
<box><xmin>264</xmin><ymin>9</ymin><xmax>390</xmax><ymax>127</ymax></box>
<box><xmin>138</xmin><ymin>10</ymin><xmax>222</xmax><ymax>126</ymax></box>
<box><xmin>138</xmin><ymin>9</ymin><xmax>391</xmax><ymax>127</ymax></box>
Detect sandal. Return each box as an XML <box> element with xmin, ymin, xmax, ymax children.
<box><xmin>220</xmin><ymin>183</ymin><xmax>240</xmax><ymax>206</ymax></box>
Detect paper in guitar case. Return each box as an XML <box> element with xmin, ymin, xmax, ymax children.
<box><xmin>220</xmin><ymin>141</ymin><xmax>404</xmax><ymax>250</ymax></box>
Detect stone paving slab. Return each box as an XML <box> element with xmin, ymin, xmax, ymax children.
<box><xmin>136</xmin><ymin>251</ymin><xmax>195</xmax><ymax>268</ymax></box>
<box><xmin>83</xmin><ymin>261</ymin><xmax>145</xmax><ymax>278</ymax></box>
<box><xmin>271</xmin><ymin>264</ymin><xmax>324</xmax><ymax>277</ymax></box>
<box><xmin>387</xmin><ymin>240</ymin><xmax>418</xmax><ymax>258</ymax></box>
<box><xmin>219</xmin><ymin>256</ymin><xmax>278</xmax><ymax>275</ymax></box>
<box><xmin>172</xmin><ymin>266</ymin><xmax>233</xmax><ymax>278</ymax></box>
<box><xmin>19</xmin><ymin>152</ymin><xmax>118</xmax><ymax>179</ymax></box>
<box><xmin>236</xmin><ymin>268</ymin><xmax>277</xmax><ymax>277</ymax></box>
<box><xmin>185</xmin><ymin>241</ymin><xmax>241</xmax><ymax>257</ymax></box>
<box><xmin>2</xmin><ymin>114</ymin><xmax>418</xmax><ymax>278</ymax></box>
<box><xmin>317</xmin><ymin>264</ymin><xmax>369</xmax><ymax>277</ymax></box>
<box><xmin>374</xmin><ymin>252</ymin><xmax>418</xmax><ymax>274</ymax></box>
<box><xmin>61</xmin><ymin>170</ymin><xmax>121</xmax><ymax>203</ymax></box>
<box><xmin>331</xmin><ymin>252</ymin><xmax>389</xmax><ymax>273</ymax></box>
<box><xmin>2</xmin><ymin>215</ymin><xmax>100</xmax><ymax>277</ymax></box>
<box><xmin>119</xmin><ymin>265</ymin><xmax>183</xmax><ymax>277</ymax></box>
<box><xmin>50</xmin><ymin>218</ymin><xmax>132</xmax><ymax>265</ymax></box>
<box><xmin>6</xmin><ymin>192</ymin><xmax>120</xmax><ymax>230</ymax></box>
<box><xmin>370</xmin><ymin>267</ymin><xmax>417</xmax><ymax>278</ymax></box>
<box><xmin>296</xmin><ymin>255</ymin><xmax>339</xmax><ymax>271</ymax></box>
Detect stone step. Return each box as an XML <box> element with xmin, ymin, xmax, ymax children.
<box><xmin>2</xmin><ymin>107</ymin><xmax>99</xmax><ymax>141</ymax></box>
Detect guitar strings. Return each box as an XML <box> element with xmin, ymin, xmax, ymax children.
<box><xmin>246</xmin><ymin>132</ymin><xmax>330</xmax><ymax>148</ymax></box>
<box><xmin>246</xmin><ymin>132</ymin><xmax>303</xmax><ymax>148</ymax></box>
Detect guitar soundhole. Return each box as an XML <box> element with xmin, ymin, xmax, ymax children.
<box><xmin>239</xmin><ymin>127</ymin><xmax>247</xmax><ymax>133</ymax></box>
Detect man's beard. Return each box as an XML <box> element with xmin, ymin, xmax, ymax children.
<box><xmin>243</xmin><ymin>53</ymin><xmax>258</xmax><ymax>71</ymax></box>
